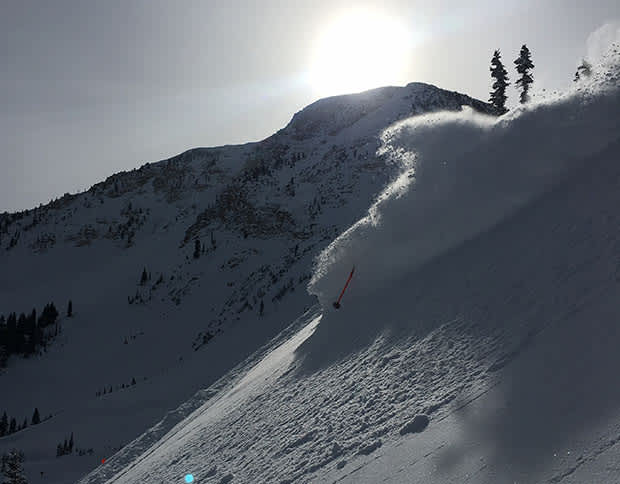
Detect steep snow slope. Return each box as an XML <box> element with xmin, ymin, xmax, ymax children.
<box><xmin>76</xmin><ymin>45</ymin><xmax>620</xmax><ymax>484</ymax></box>
<box><xmin>0</xmin><ymin>82</ymin><xmax>491</xmax><ymax>482</ymax></box>
<box><xmin>325</xmin><ymin>137</ymin><xmax>620</xmax><ymax>484</ymax></box>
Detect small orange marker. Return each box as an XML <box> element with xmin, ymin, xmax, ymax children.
<box><xmin>101</xmin><ymin>458</ymin><xmax>106</xmax><ymax>464</ymax></box>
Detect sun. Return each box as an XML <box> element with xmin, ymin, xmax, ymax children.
<box><xmin>310</xmin><ymin>9</ymin><xmax>411</xmax><ymax>98</ymax></box>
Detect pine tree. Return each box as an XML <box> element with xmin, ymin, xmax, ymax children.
<box><xmin>21</xmin><ymin>418</ymin><xmax>27</xmax><ymax>430</ymax></box>
<box><xmin>8</xmin><ymin>418</ymin><xmax>16</xmax><ymax>434</ymax></box>
<box><xmin>514</xmin><ymin>44</ymin><xmax>534</xmax><ymax>103</ymax></box>
<box><xmin>67</xmin><ymin>300</ymin><xmax>73</xmax><ymax>318</ymax></box>
<box><xmin>0</xmin><ymin>412</ymin><xmax>7</xmax><ymax>436</ymax></box>
<box><xmin>131</xmin><ymin>377</ymin><xmax>136</xmax><ymax>385</ymax></box>
<box><xmin>56</xmin><ymin>444</ymin><xmax>63</xmax><ymax>457</ymax></box>
<box><xmin>489</xmin><ymin>50</ymin><xmax>510</xmax><ymax>114</ymax></box>
<box><xmin>193</xmin><ymin>239</ymin><xmax>201</xmax><ymax>259</ymax></box>
<box><xmin>259</xmin><ymin>299</ymin><xmax>264</xmax><ymax>317</ymax></box>
<box><xmin>140</xmin><ymin>268</ymin><xmax>148</xmax><ymax>285</ymax></box>
<box><xmin>3</xmin><ymin>449</ymin><xmax>27</xmax><ymax>484</ymax></box>
<box><xmin>6</xmin><ymin>313</ymin><xmax>17</xmax><ymax>354</ymax></box>
<box><xmin>63</xmin><ymin>439</ymin><xmax>68</xmax><ymax>454</ymax></box>
<box><xmin>69</xmin><ymin>432</ymin><xmax>74</xmax><ymax>452</ymax></box>
<box><xmin>48</xmin><ymin>303</ymin><xmax>58</xmax><ymax>324</ymax></box>
<box><xmin>31</xmin><ymin>408</ymin><xmax>40</xmax><ymax>426</ymax></box>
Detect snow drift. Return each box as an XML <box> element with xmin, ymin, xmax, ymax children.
<box><xmin>308</xmin><ymin>44</ymin><xmax>620</xmax><ymax>314</ymax></box>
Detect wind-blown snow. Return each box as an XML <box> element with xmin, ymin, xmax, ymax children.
<box><xmin>587</xmin><ymin>21</ymin><xmax>620</xmax><ymax>64</ymax></box>
<box><xmin>68</xmin><ymin>41</ymin><xmax>620</xmax><ymax>484</ymax></box>
<box><xmin>308</xmin><ymin>44</ymin><xmax>620</xmax><ymax>313</ymax></box>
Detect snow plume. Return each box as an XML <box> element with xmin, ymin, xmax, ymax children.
<box><xmin>308</xmin><ymin>47</ymin><xmax>620</xmax><ymax>314</ymax></box>
<box><xmin>586</xmin><ymin>21</ymin><xmax>620</xmax><ymax>65</ymax></box>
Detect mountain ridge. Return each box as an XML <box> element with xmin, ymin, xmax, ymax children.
<box><xmin>0</xmin><ymin>81</ymin><xmax>494</xmax><ymax>483</ymax></box>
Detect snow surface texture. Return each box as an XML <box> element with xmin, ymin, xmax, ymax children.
<box><xmin>75</xmin><ymin>44</ymin><xmax>620</xmax><ymax>484</ymax></box>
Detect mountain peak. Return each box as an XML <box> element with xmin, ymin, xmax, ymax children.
<box><xmin>280</xmin><ymin>83</ymin><xmax>494</xmax><ymax>141</ymax></box>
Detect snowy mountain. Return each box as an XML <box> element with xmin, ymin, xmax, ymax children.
<box><xmin>71</xmin><ymin>43</ymin><xmax>620</xmax><ymax>484</ymax></box>
<box><xmin>0</xmin><ymin>82</ymin><xmax>493</xmax><ymax>482</ymax></box>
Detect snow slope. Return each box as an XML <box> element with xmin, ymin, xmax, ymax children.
<box><xmin>75</xmin><ymin>44</ymin><xmax>620</xmax><ymax>484</ymax></box>
<box><xmin>0</xmin><ymin>77</ymin><xmax>492</xmax><ymax>481</ymax></box>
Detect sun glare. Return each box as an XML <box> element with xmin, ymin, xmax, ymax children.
<box><xmin>310</xmin><ymin>9</ymin><xmax>410</xmax><ymax>98</ymax></box>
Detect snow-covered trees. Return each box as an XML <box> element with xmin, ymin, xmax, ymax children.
<box><xmin>489</xmin><ymin>45</ymin><xmax>535</xmax><ymax>110</ymax></box>
<box><xmin>1</xmin><ymin>449</ymin><xmax>27</xmax><ymax>484</ymax></box>
<box><xmin>514</xmin><ymin>44</ymin><xmax>534</xmax><ymax>103</ymax></box>
<box><xmin>489</xmin><ymin>50</ymin><xmax>510</xmax><ymax>114</ymax></box>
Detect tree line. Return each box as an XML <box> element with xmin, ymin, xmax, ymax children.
<box><xmin>95</xmin><ymin>376</ymin><xmax>137</xmax><ymax>397</ymax></box>
<box><xmin>0</xmin><ymin>300</ymin><xmax>73</xmax><ymax>367</ymax></box>
<box><xmin>0</xmin><ymin>408</ymin><xmax>48</xmax><ymax>438</ymax></box>
<box><xmin>56</xmin><ymin>432</ymin><xmax>74</xmax><ymax>457</ymax></box>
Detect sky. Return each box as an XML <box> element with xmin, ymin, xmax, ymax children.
<box><xmin>1</xmin><ymin>0</ymin><xmax>619</xmax><ymax>212</ymax></box>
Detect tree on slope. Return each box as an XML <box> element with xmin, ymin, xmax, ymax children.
<box><xmin>514</xmin><ymin>44</ymin><xmax>534</xmax><ymax>103</ymax></box>
<box><xmin>0</xmin><ymin>413</ymin><xmax>7</xmax><ymax>436</ymax></box>
<box><xmin>140</xmin><ymin>268</ymin><xmax>148</xmax><ymax>285</ymax></box>
<box><xmin>489</xmin><ymin>50</ymin><xmax>510</xmax><ymax>114</ymax></box>
<box><xmin>193</xmin><ymin>238</ymin><xmax>201</xmax><ymax>259</ymax></box>
<box><xmin>31</xmin><ymin>408</ymin><xmax>40</xmax><ymax>426</ymax></box>
<box><xmin>2</xmin><ymin>449</ymin><xmax>27</xmax><ymax>484</ymax></box>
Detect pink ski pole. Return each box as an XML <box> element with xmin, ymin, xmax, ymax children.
<box><xmin>333</xmin><ymin>266</ymin><xmax>355</xmax><ymax>309</ymax></box>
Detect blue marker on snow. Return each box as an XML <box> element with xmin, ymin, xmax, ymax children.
<box><xmin>185</xmin><ymin>474</ymin><xmax>194</xmax><ymax>483</ymax></box>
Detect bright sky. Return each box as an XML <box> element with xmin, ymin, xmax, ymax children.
<box><xmin>1</xmin><ymin>0</ymin><xmax>619</xmax><ymax>211</ymax></box>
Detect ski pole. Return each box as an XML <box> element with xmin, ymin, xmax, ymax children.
<box><xmin>333</xmin><ymin>266</ymin><xmax>355</xmax><ymax>309</ymax></box>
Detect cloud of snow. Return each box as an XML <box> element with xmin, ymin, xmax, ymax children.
<box><xmin>586</xmin><ymin>21</ymin><xmax>620</xmax><ymax>64</ymax></box>
<box><xmin>307</xmin><ymin>45</ymin><xmax>620</xmax><ymax>312</ymax></box>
